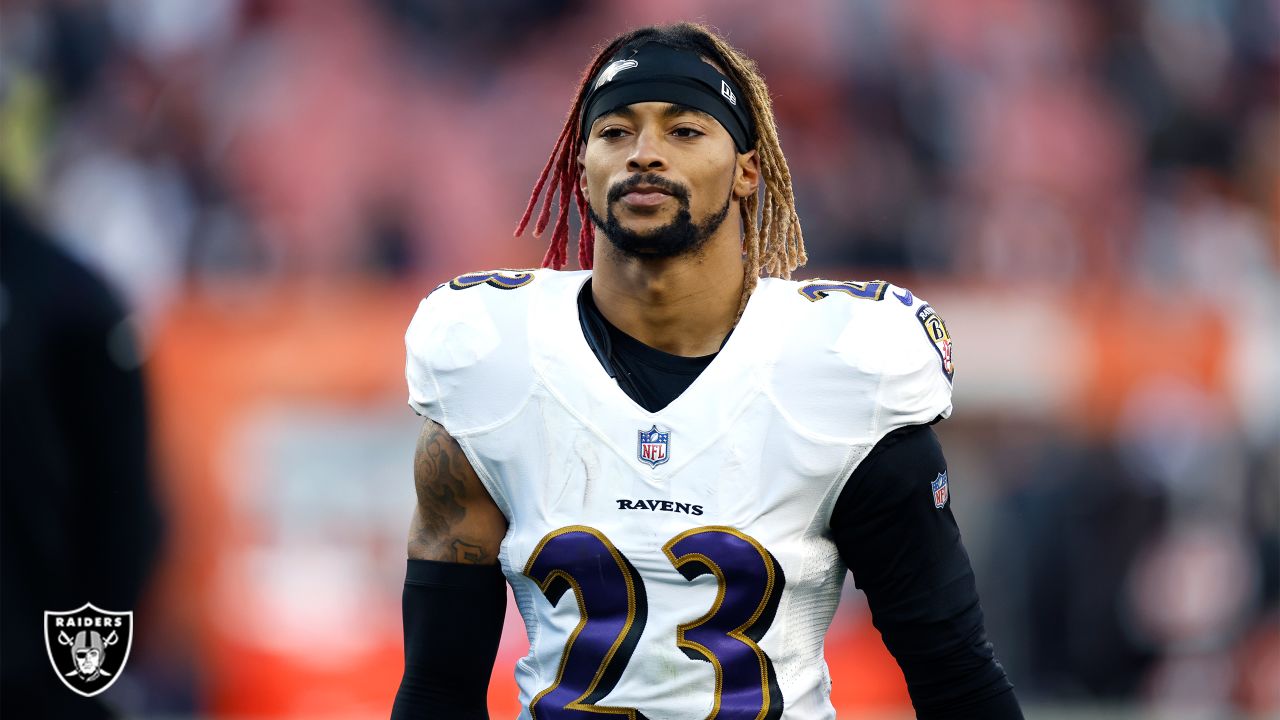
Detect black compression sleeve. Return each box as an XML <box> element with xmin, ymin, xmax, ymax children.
<box><xmin>831</xmin><ymin>425</ymin><xmax>1023</xmax><ymax>720</ymax></box>
<box><xmin>391</xmin><ymin>559</ymin><xmax>507</xmax><ymax>720</ymax></box>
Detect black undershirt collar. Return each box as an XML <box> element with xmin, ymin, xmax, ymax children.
<box><xmin>577</xmin><ymin>278</ymin><xmax>727</xmax><ymax>412</ymax></box>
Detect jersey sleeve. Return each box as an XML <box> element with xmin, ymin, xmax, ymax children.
<box><xmin>871</xmin><ymin>297</ymin><xmax>955</xmax><ymax>434</ymax></box>
<box><xmin>404</xmin><ymin>274</ymin><xmax>538</xmax><ymax>435</ymax></box>
<box><xmin>405</xmin><ymin>290</ymin><xmax>446</xmax><ymax>422</ymax></box>
<box><xmin>766</xmin><ymin>279</ymin><xmax>955</xmax><ymax>445</ymax></box>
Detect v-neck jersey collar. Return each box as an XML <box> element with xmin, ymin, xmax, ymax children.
<box><xmin>530</xmin><ymin>270</ymin><xmax>775</xmax><ymax>423</ymax></box>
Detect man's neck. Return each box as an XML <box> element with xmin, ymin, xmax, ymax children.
<box><xmin>589</xmin><ymin>235</ymin><xmax>746</xmax><ymax>357</ymax></box>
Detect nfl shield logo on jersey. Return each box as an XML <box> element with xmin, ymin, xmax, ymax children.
<box><xmin>637</xmin><ymin>425</ymin><xmax>670</xmax><ymax>468</ymax></box>
<box><xmin>44</xmin><ymin>603</ymin><xmax>133</xmax><ymax>697</ymax></box>
<box><xmin>932</xmin><ymin>471</ymin><xmax>950</xmax><ymax>509</ymax></box>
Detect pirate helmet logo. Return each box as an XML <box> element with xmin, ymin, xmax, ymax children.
<box><xmin>44</xmin><ymin>603</ymin><xmax>133</xmax><ymax>697</ymax></box>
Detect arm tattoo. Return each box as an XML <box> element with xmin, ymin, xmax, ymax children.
<box><xmin>408</xmin><ymin>419</ymin><xmax>502</xmax><ymax>564</ymax></box>
<box><xmin>451</xmin><ymin>539</ymin><xmax>487</xmax><ymax>563</ymax></box>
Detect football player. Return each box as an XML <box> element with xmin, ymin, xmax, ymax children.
<box><xmin>392</xmin><ymin>23</ymin><xmax>1023</xmax><ymax>720</ymax></box>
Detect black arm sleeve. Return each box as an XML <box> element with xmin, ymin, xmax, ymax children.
<box><xmin>391</xmin><ymin>559</ymin><xmax>507</xmax><ymax>720</ymax></box>
<box><xmin>831</xmin><ymin>425</ymin><xmax>1023</xmax><ymax>720</ymax></box>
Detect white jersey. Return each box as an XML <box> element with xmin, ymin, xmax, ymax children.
<box><xmin>405</xmin><ymin>269</ymin><xmax>954</xmax><ymax>720</ymax></box>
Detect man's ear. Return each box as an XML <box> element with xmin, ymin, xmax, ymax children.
<box><xmin>734</xmin><ymin>149</ymin><xmax>760</xmax><ymax>199</ymax></box>
<box><xmin>577</xmin><ymin>146</ymin><xmax>589</xmax><ymax>201</ymax></box>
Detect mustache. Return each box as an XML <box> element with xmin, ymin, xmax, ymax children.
<box><xmin>606</xmin><ymin>173</ymin><xmax>690</xmax><ymax>204</ymax></box>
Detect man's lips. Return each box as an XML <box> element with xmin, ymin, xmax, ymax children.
<box><xmin>619</xmin><ymin>187</ymin><xmax>672</xmax><ymax>207</ymax></box>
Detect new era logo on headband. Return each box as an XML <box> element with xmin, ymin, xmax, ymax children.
<box><xmin>595</xmin><ymin>59</ymin><xmax>639</xmax><ymax>89</ymax></box>
<box><xmin>720</xmin><ymin>80</ymin><xmax>737</xmax><ymax>106</ymax></box>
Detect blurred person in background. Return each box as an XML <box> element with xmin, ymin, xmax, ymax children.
<box><xmin>0</xmin><ymin>189</ymin><xmax>164</xmax><ymax>717</ymax></box>
<box><xmin>394</xmin><ymin>22</ymin><xmax>1022</xmax><ymax>720</ymax></box>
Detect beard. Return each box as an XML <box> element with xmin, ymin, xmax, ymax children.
<box><xmin>587</xmin><ymin>173</ymin><xmax>732</xmax><ymax>259</ymax></box>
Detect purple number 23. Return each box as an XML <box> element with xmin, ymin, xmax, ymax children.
<box><xmin>523</xmin><ymin>525</ymin><xmax>786</xmax><ymax>719</ymax></box>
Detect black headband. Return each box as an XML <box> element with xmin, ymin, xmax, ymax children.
<box><xmin>580</xmin><ymin>42</ymin><xmax>757</xmax><ymax>153</ymax></box>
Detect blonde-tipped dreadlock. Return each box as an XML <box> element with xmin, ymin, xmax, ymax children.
<box><xmin>514</xmin><ymin>22</ymin><xmax>806</xmax><ymax>315</ymax></box>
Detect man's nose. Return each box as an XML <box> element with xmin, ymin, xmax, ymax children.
<box><xmin>626</xmin><ymin>128</ymin><xmax>667</xmax><ymax>172</ymax></box>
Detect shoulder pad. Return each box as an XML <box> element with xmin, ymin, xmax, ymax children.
<box><xmin>767</xmin><ymin>278</ymin><xmax>954</xmax><ymax>443</ymax></box>
<box><xmin>405</xmin><ymin>269</ymin><xmax>546</xmax><ymax>433</ymax></box>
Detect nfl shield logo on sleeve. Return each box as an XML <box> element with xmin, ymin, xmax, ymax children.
<box><xmin>44</xmin><ymin>603</ymin><xmax>133</xmax><ymax>697</ymax></box>
<box><xmin>931</xmin><ymin>471</ymin><xmax>949</xmax><ymax>509</ymax></box>
<box><xmin>637</xmin><ymin>425</ymin><xmax>670</xmax><ymax>468</ymax></box>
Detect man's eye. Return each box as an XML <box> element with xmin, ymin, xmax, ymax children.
<box><xmin>672</xmin><ymin>127</ymin><xmax>704</xmax><ymax>138</ymax></box>
<box><xmin>599</xmin><ymin>127</ymin><xmax>629</xmax><ymax>139</ymax></box>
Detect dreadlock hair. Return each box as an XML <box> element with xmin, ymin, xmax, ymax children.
<box><xmin>514</xmin><ymin>22</ymin><xmax>806</xmax><ymax>314</ymax></box>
